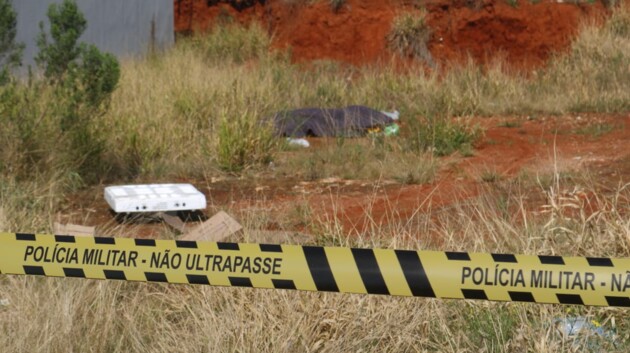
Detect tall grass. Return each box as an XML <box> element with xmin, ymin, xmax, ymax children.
<box><xmin>216</xmin><ymin>109</ymin><xmax>278</xmax><ymax>173</ymax></box>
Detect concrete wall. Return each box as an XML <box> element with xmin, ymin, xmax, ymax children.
<box><xmin>12</xmin><ymin>0</ymin><xmax>174</xmax><ymax>71</ymax></box>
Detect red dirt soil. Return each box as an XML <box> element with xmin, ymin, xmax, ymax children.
<box><xmin>174</xmin><ymin>0</ymin><xmax>606</xmax><ymax>68</ymax></box>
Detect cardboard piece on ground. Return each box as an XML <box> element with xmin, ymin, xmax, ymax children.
<box><xmin>158</xmin><ymin>212</ymin><xmax>186</xmax><ymax>232</ymax></box>
<box><xmin>181</xmin><ymin>211</ymin><xmax>243</xmax><ymax>242</ymax></box>
<box><xmin>241</xmin><ymin>229</ymin><xmax>315</xmax><ymax>245</ymax></box>
<box><xmin>53</xmin><ymin>222</ymin><xmax>95</xmax><ymax>237</ymax></box>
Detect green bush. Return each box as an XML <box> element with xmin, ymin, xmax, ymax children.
<box><xmin>74</xmin><ymin>43</ymin><xmax>120</xmax><ymax>107</ymax></box>
<box><xmin>35</xmin><ymin>0</ymin><xmax>120</xmax><ymax>181</ymax></box>
<box><xmin>35</xmin><ymin>0</ymin><xmax>86</xmax><ymax>80</ymax></box>
<box><xmin>36</xmin><ymin>0</ymin><xmax>120</xmax><ymax>109</ymax></box>
<box><xmin>0</xmin><ymin>0</ymin><xmax>23</xmax><ymax>84</ymax></box>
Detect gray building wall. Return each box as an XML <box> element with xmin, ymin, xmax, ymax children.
<box><xmin>12</xmin><ymin>0</ymin><xmax>174</xmax><ymax>71</ymax></box>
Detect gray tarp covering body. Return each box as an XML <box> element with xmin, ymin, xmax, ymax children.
<box><xmin>272</xmin><ymin>105</ymin><xmax>395</xmax><ymax>138</ymax></box>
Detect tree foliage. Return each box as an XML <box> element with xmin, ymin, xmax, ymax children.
<box><xmin>36</xmin><ymin>0</ymin><xmax>120</xmax><ymax>109</ymax></box>
<box><xmin>0</xmin><ymin>0</ymin><xmax>24</xmax><ymax>83</ymax></box>
<box><xmin>34</xmin><ymin>0</ymin><xmax>121</xmax><ymax>181</ymax></box>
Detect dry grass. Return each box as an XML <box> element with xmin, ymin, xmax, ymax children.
<box><xmin>1</xmin><ymin>164</ymin><xmax>630</xmax><ymax>352</ymax></box>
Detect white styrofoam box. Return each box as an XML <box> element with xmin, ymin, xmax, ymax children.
<box><xmin>104</xmin><ymin>183</ymin><xmax>206</xmax><ymax>213</ymax></box>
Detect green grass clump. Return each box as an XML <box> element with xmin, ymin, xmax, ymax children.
<box><xmin>216</xmin><ymin>111</ymin><xmax>278</xmax><ymax>173</ymax></box>
<box><xmin>405</xmin><ymin>117</ymin><xmax>482</xmax><ymax>156</ymax></box>
<box><xmin>387</xmin><ymin>11</ymin><xmax>435</xmax><ymax>67</ymax></box>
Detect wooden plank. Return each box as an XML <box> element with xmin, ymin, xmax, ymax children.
<box><xmin>53</xmin><ymin>222</ymin><xmax>95</xmax><ymax>237</ymax></box>
<box><xmin>181</xmin><ymin>211</ymin><xmax>242</xmax><ymax>242</ymax></box>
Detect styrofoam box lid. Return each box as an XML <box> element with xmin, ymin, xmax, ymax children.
<box><xmin>104</xmin><ymin>183</ymin><xmax>206</xmax><ymax>213</ymax></box>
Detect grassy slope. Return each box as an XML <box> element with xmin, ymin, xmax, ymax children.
<box><xmin>0</xmin><ymin>6</ymin><xmax>629</xmax><ymax>353</ymax></box>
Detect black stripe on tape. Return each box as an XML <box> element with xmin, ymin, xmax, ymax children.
<box><xmin>135</xmin><ymin>239</ymin><xmax>156</xmax><ymax>247</ymax></box>
<box><xmin>55</xmin><ymin>235</ymin><xmax>75</xmax><ymax>243</ymax></box>
<box><xmin>229</xmin><ymin>277</ymin><xmax>253</xmax><ymax>287</ymax></box>
<box><xmin>303</xmin><ymin>246</ymin><xmax>339</xmax><ymax>292</ymax></box>
<box><xmin>587</xmin><ymin>257</ymin><xmax>613</xmax><ymax>267</ymax></box>
<box><xmin>23</xmin><ymin>265</ymin><xmax>45</xmax><ymax>275</ymax></box>
<box><xmin>94</xmin><ymin>237</ymin><xmax>116</xmax><ymax>245</ymax></box>
<box><xmin>395</xmin><ymin>250</ymin><xmax>436</xmax><ymax>298</ymax></box>
<box><xmin>509</xmin><ymin>291</ymin><xmax>535</xmax><ymax>302</ymax></box>
<box><xmin>605</xmin><ymin>296</ymin><xmax>630</xmax><ymax>307</ymax></box>
<box><xmin>445</xmin><ymin>252</ymin><xmax>471</xmax><ymax>261</ymax></box>
<box><xmin>260</xmin><ymin>244</ymin><xmax>283</xmax><ymax>253</ymax></box>
<box><xmin>539</xmin><ymin>255</ymin><xmax>565</xmax><ymax>265</ymax></box>
<box><xmin>176</xmin><ymin>240</ymin><xmax>198</xmax><ymax>249</ymax></box>
<box><xmin>557</xmin><ymin>294</ymin><xmax>584</xmax><ymax>305</ymax></box>
<box><xmin>352</xmin><ymin>248</ymin><xmax>390</xmax><ymax>295</ymax></box>
<box><xmin>218</xmin><ymin>242</ymin><xmax>240</xmax><ymax>251</ymax></box>
<box><xmin>16</xmin><ymin>233</ymin><xmax>36</xmax><ymax>241</ymax></box>
<box><xmin>145</xmin><ymin>272</ymin><xmax>168</xmax><ymax>282</ymax></box>
<box><xmin>63</xmin><ymin>268</ymin><xmax>85</xmax><ymax>278</ymax></box>
<box><xmin>272</xmin><ymin>279</ymin><xmax>296</xmax><ymax>290</ymax></box>
<box><xmin>462</xmin><ymin>289</ymin><xmax>488</xmax><ymax>300</ymax></box>
<box><xmin>492</xmin><ymin>253</ymin><xmax>517</xmax><ymax>263</ymax></box>
<box><xmin>104</xmin><ymin>270</ymin><xmax>126</xmax><ymax>280</ymax></box>
<box><xmin>186</xmin><ymin>274</ymin><xmax>210</xmax><ymax>285</ymax></box>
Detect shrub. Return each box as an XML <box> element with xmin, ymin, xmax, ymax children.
<box><xmin>387</xmin><ymin>11</ymin><xmax>435</xmax><ymax>67</ymax></box>
<box><xmin>35</xmin><ymin>0</ymin><xmax>120</xmax><ymax>181</ymax></box>
<box><xmin>36</xmin><ymin>0</ymin><xmax>120</xmax><ymax>109</ymax></box>
<box><xmin>0</xmin><ymin>0</ymin><xmax>24</xmax><ymax>84</ymax></box>
<box><xmin>35</xmin><ymin>0</ymin><xmax>86</xmax><ymax>80</ymax></box>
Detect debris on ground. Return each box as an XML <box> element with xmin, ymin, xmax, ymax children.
<box><xmin>181</xmin><ymin>211</ymin><xmax>243</xmax><ymax>242</ymax></box>
<box><xmin>104</xmin><ymin>183</ymin><xmax>206</xmax><ymax>213</ymax></box>
<box><xmin>554</xmin><ymin>316</ymin><xmax>617</xmax><ymax>349</ymax></box>
<box><xmin>157</xmin><ymin>212</ymin><xmax>186</xmax><ymax>232</ymax></box>
<box><xmin>287</xmin><ymin>138</ymin><xmax>310</xmax><ymax>148</ymax></box>
<box><xmin>53</xmin><ymin>222</ymin><xmax>95</xmax><ymax>237</ymax></box>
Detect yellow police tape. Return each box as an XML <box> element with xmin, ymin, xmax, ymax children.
<box><xmin>1</xmin><ymin>232</ymin><xmax>629</xmax><ymax>307</ymax></box>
